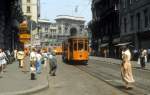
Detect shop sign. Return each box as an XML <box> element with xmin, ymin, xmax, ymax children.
<box><xmin>19</xmin><ymin>33</ymin><xmax>31</xmax><ymax>43</ymax></box>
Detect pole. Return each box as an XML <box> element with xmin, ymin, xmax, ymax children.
<box><xmin>30</xmin><ymin>20</ymin><xmax>32</xmax><ymax>46</ymax></box>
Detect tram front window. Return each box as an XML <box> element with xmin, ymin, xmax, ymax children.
<box><xmin>85</xmin><ymin>43</ymin><xmax>88</xmax><ymax>50</ymax></box>
<box><xmin>78</xmin><ymin>42</ymin><xmax>84</xmax><ymax>51</ymax></box>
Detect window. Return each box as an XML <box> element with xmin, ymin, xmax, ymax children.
<box><xmin>130</xmin><ymin>15</ymin><xmax>134</xmax><ymax>30</ymax></box>
<box><xmin>74</xmin><ymin>41</ymin><xmax>77</xmax><ymax>51</ymax></box>
<box><xmin>129</xmin><ymin>0</ymin><xmax>132</xmax><ymax>4</ymax></box>
<box><xmin>123</xmin><ymin>0</ymin><xmax>126</xmax><ymax>8</ymax></box>
<box><xmin>124</xmin><ymin>18</ymin><xmax>127</xmax><ymax>33</ymax></box>
<box><xmin>136</xmin><ymin>13</ymin><xmax>141</xmax><ymax>31</ymax></box>
<box><xmin>27</xmin><ymin>0</ymin><xmax>30</xmax><ymax>3</ymax></box>
<box><xmin>27</xmin><ymin>6</ymin><xmax>31</xmax><ymax>13</ymax></box>
<box><xmin>85</xmin><ymin>42</ymin><xmax>88</xmax><ymax>51</ymax></box>
<box><xmin>144</xmin><ymin>9</ymin><xmax>148</xmax><ymax>27</ymax></box>
<box><xmin>78</xmin><ymin>42</ymin><xmax>84</xmax><ymax>51</ymax></box>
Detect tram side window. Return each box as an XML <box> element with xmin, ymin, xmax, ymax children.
<box><xmin>78</xmin><ymin>42</ymin><xmax>84</xmax><ymax>51</ymax></box>
<box><xmin>70</xmin><ymin>42</ymin><xmax>73</xmax><ymax>51</ymax></box>
<box><xmin>85</xmin><ymin>43</ymin><xmax>88</xmax><ymax>50</ymax></box>
<box><xmin>74</xmin><ymin>42</ymin><xmax>77</xmax><ymax>51</ymax></box>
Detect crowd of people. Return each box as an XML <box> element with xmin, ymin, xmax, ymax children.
<box><xmin>0</xmin><ymin>47</ymin><xmax>57</xmax><ymax>80</ymax></box>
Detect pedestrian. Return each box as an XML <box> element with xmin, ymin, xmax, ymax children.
<box><xmin>121</xmin><ymin>46</ymin><xmax>135</xmax><ymax>89</ymax></box>
<box><xmin>140</xmin><ymin>48</ymin><xmax>147</xmax><ymax>69</ymax></box>
<box><xmin>14</xmin><ymin>48</ymin><xmax>18</xmax><ymax>61</ymax></box>
<box><xmin>30</xmin><ymin>48</ymin><xmax>36</xmax><ymax>68</ymax></box>
<box><xmin>17</xmin><ymin>48</ymin><xmax>25</xmax><ymax>68</ymax></box>
<box><xmin>42</xmin><ymin>49</ymin><xmax>48</xmax><ymax>68</ymax></box>
<box><xmin>35</xmin><ymin>49</ymin><xmax>42</xmax><ymax>74</ymax></box>
<box><xmin>133</xmin><ymin>49</ymin><xmax>138</xmax><ymax>61</ymax></box>
<box><xmin>30</xmin><ymin>48</ymin><xmax>37</xmax><ymax>80</ymax></box>
<box><xmin>5</xmin><ymin>49</ymin><xmax>11</xmax><ymax>64</ymax></box>
<box><xmin>48</xmin><ymin>51</ymin><xmax>57</xmax><ymax>76</ymax></box>
<box><xmin>0</xmin><ymin>48</ymin><xmax>8</xmax><ymax>74</ymax></box>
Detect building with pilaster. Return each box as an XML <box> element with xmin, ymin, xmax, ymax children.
<box><xmin>90</xmin><ymin>0</ymin><xmax>120</xmax><ymax>57</ymax></box>
<box><xmin>21</xmin><ymin>0</ymin><xmax>40</xmax><ymax>46</ymax></box>
<box><xmin>38</xmin><ymin>15</ymin><xmax>85</xmax><ymax>48</ymax></box>
<box><xmin>0</xmin><ymin>0</ymin><xmax>23</xmax><ymax>51</ymax></box>
<box><xmin>38</xmin><ymin>19</ymin><xmax>51</xmax><ymax>47</ymax></box>
<box><xmin>55</xmin><ymin>15</ymin><xmax>85</xmax><ymax>43</ymax></box>
<box><xmin>120</xmin><ymin>0</ymin><xmax>150</xmax><ymax>50</ymax></box>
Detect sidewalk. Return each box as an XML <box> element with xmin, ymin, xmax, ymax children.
<box><xmin>90</xmin><ymin>56</ymin><xmax>150</xmax><ymax>71</ymax></box>
<box><xmin>0</xmin><ymin>57</ymin><xmax>49</xmax><ymax>95</ymax></box>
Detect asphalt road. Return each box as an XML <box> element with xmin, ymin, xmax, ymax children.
<box><xmin>32</xmin><ymin>56</ymin><xmax>150</xmax><ymax>95</ymax></box>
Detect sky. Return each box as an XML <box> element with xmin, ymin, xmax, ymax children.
<box><xmin>40</xmin><ymin>0</ymin><xmax>92</xmax><ymax>24</ymax></box>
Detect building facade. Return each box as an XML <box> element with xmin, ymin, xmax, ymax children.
<box><xmin>0</xmin><ymin>0</ymin><xmax>23</xmax><ymax>51</ymax></box>
<box><xmin>38</xmin><ymin>15</ymin><xmax>85</xmax><ymax>48</ymax></box>
<box><xmin>55</xmin><ymin>15</ymin><xmax>85</xmax><ymax>44</ymax></box>
<box><xmin>90</xmin><ymin>0</ymin><xmax>120</xmax><ymax>57</ymax></box>
<box><xmin>49</xmin><ymin>23</ymin><xmax>59</xmax><ymax>47</ymax></box>
<box><xmin>120</xmin><ymin>0</ymin><xmax>150</xmax><ymax>50</ymax></box>
<box><xmin>22</xmin><ymin>0</ymin><xmax>40</xmax><ymax>46</ymax></box>
<box><xmin>38</xmin><ymin>19</ymin><xmax>51</xmax><ymax>47</ymax></box>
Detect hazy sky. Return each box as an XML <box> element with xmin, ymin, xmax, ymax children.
<box><xmin>40</xmin><ymin>0</ymin><xmax>92</xmax><ymax>24</ymax></box>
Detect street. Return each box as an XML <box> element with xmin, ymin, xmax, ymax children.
<box><xmin>0</xmin><ymin>56</ymin><xmax>150</xmax><ymax>95</ymax></box>
<box><xmin>32</xmin><ymin>56</ymin><xmax>150</xmax><ymax>95</ymax></box>
<box><xmin>1</xmin><ymin>0</ymin><xmax>150</xmax><ymax>95</ymax></box>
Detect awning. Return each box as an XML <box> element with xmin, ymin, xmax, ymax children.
<box><xmin>114</xmin><ymin>42</ymin><xmax>132</xmax><ymax>46</ymax></box>
<box><xmin>100</xmin><ymin>43</ymin><xmax>108</xmax><ymax>47</ymax></box>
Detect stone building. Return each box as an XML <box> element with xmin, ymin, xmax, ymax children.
<box><xmin>49</xmin><ymin>23</ymin><xmax>59</xmax><ymax>47</ymax></box>
<box><xmin>22</xmin><ymin>0</ymin><xmax>40</xmax><ymax>46</ymax></box>
<box><xmin>38</xmin><ymin>19</ymin><xmax>51</xmax><ymax>47</ymax></box>
<box><xmin>0</xmin><ymin>0</ymin><xmax>23</xmax><ymax>51</ymax></box>
<box><xmin>38</xmin><ymin>15</ymin><xmax>85</xmax><ymax>48</ymax></box>
<box><xmin>55</xmin><ymin>15</ymin><xmax>85</xmax><ymax>44</ymax></box>
<box><xmin>90</xmin><ymin>0</ymin><xmax>120</xmax><ymax>57</ymax></box>
<box><xmin>120</xmin><ymin>0</ymin><xmax>150</xmax><ymax>50</ymax></box>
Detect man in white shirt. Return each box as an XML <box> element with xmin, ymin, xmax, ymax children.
<box><xmin>48</xmin><ymin>52</ymin><xmax>57</xmax><ymax>76</ymax></box>
<box><xmin>35</xmin><ymin>49</ymin><xmax>42</xmax><ymax>74</ymax></box>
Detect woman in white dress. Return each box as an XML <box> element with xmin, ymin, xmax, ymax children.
<box><xmin>121</xmin><ymin>47</ymin><xmax>135</xmax><ymax>89</ymax></box>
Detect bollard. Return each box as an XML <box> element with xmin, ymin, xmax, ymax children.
<box><xmin>30</xmin><ymin>67</ymin><xmax>36</xmax><ymax>80</ymax></box>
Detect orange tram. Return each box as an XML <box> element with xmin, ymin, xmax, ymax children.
<box><xmin>62</xmin><ymin>36</ymin><xmax>89</xmax><ymax>65</ymax></box>
<box><xmin>53</xmin><ymin>46</ymin><xmax>62</xmax><ymax>55</ymax></box>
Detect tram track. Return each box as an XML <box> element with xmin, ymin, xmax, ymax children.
<box><xmin>74</xmin><ymin>60</ymin><xmax>150</xmax><ymax>95</ymax></box>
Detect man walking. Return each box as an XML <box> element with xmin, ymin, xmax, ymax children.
<box><xmin>35</xmin><ymin>49</ymin><xmax>42</xmax><ymax>74</ymax></box>
<box><xmin>30</xmin><ymin>48</ymin><xmax>37</xmax><ymax>80</ymax></box>
<box><xmin>48</xmin><ymin>52</ymin><xmax>57</xmax><ymax>76</ymax></box>
<box><xmin>17</xmin><ymin>48</ymin><xmax>25</xmax><ymax>68</ymax></box>
<box><xmin>140</xmin><ymin>48</ymin><xmax>147</xmax><ymax>69</ymax></box>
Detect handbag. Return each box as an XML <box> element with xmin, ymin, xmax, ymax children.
<box><xmin>137</xmin><ymin>58</ymin><xmax>140</xmax><ymax>64</ymax></box>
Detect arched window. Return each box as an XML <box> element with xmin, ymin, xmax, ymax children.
<box><xmin>70</xmin><ymin>27</ymin><xmax>77</xmax><ymax>36</ymax></box>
